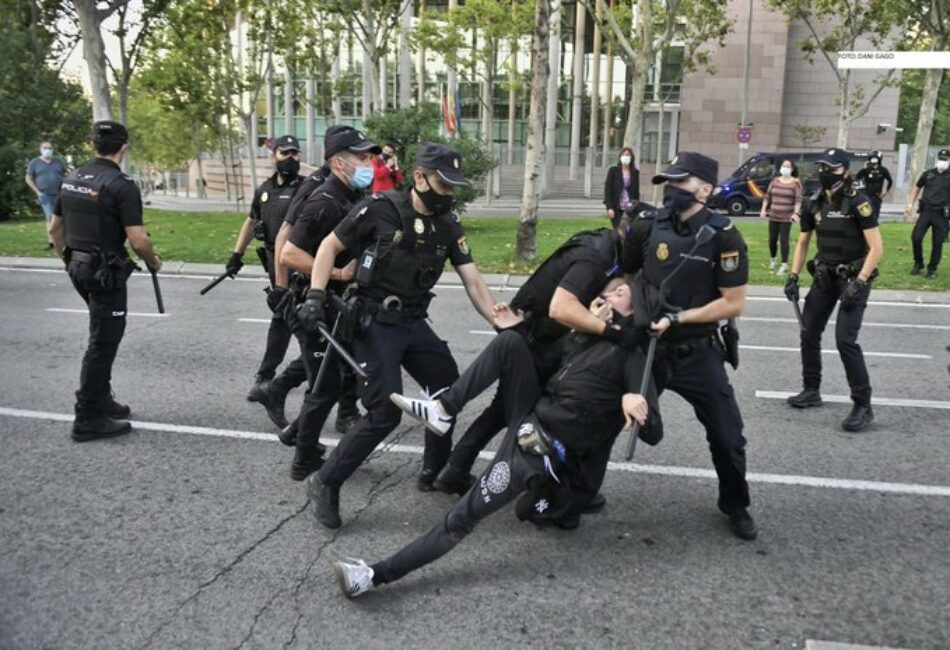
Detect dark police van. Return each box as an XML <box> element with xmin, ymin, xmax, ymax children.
<box><xmin>709</xmin><ymin>150</ymin><xmax>871</xmax><ymax>216</ymax></box>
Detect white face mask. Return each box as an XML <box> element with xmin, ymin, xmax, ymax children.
<box><xmin>937</xmin><ymin>160</ymin><xmax>950</xmax><ymax>172</ymax></box>
<box><xmin>620</xmin><ymin>155</ymin><xmax>632</xmax><ymax>166</ymax></box>
<box><xmin>779</xmin><ymin>166</ymin><xmax>792</xmax><ymax>177</ymax></box>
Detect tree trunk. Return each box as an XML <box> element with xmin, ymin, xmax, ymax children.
<box><xmin>908</xmin><ymin>65</ymin><xmax>945</xmax><ymax>200</ymax></box>
<box><xmin>622</xmin><ymin>0</ymin><xmax>651</xmax><ymax>150</ymax></box>
<box><xmin>601</xmin><ymin>1</ymin><xmax>613</xmax><ymax>165</ymax></box>
<box><xmin>589</xmin><ymin>1</ymin><xmax>601</xmax><ymax>167</ymax></box>
<box><xmin>569</xmin><ymin>0</ymin><xmax>586</xmax><ymax>179</ymax></box>
<box><xmin>836</xmin><ymin>69</ymin><xmax>851</xmax><ymax>148</ymax></box>
<box><xmin>399</xmin><ymin>0</ymin><xmax>413</xmax><ymax>109</ymax></box>
<box><xmin>516</xmin><ymin>0</ymin><xmax>551</xmax><ymax>261</ymax></box>
<box><xmin>507</xmin><ymin>40</ymin><xmax>518</xmax><ymax>165</ymax></box>
<box><xmin>74</xmin><ymin>0</ymin><xmax>112</xmax><ymax>120</ymax></box>
<box><xmin>245</xmin><ymin>113</ymin><xmax>259</xmax><ymax>188</ymax></box>
<box><xmin>417</xmin><ymin>0</ymin><xmax>427</xmax><ymax>103</ymax></box>
<box><xmin>542</xmin><ymin>0</ymin><xmax>561</xmax><ymax>196</ymax></box>
<box><xmin>481</xmin><ymin>43</ymin><xmax>495</xmax><ymax>144</ymax></box>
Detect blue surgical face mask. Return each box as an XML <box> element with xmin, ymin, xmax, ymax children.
<box><xmin>780</xmin><ymin>166</ymin><xmax>792</xmax><ymax>177</ymax></box>
<box><xmin>41</xmin><ymin>148</ymin><xmax>53</xmax><ymax>159</ymax></box>
<box><xmin>343</xmin><ymin>159</ymin><xmax>374</xmax><ymax>189</ymax></box>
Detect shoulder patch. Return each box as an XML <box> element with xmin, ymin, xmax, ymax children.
<box><xmin>720</xmin><ymin>251</ymin><xmax>740</xmax><ymax>272</ymax></box>
<box><xmin>457</xmin><ymin>236</ymin><xmax>470</xmax><ymax>255</ymax></box>
<box><xmin>356</xmin><ymin>206</ymin><xmax>369</xmax><ymax>218</ymax></box>
<box><xmin>857</xmin><ymin>201</ymin><xmax>873</xmax><ymax>218</ymax></box>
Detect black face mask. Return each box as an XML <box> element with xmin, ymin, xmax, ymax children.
<box><xmin>417</xmin><ymin>175</ymin><xmax>454</xmax><ymax>214</ymax></box>
<box><xmin>663</xmin><ymin>186</ymin><xmax>698</xmax><ymax>214</ymax></box>
<box><xmin>276</xmin><ymin>157</ymin><xmax>300</xmax><ymax>177</ymax></box>
<box><xmin>819</xmin><ymin>171</ymin><xmax>842</xmax><ymax>191</ymax></box>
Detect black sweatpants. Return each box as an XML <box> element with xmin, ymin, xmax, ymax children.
<box><xmin>655</xmin><ymin>341</ymin><xmax>749</xmax><ymax>511</ymax></box>
<box><xmin>68</xmin><ymin>266</ymin><xmax>127</xmax><ymax>420</ymax></box>
<box><xmin>443</xmin><ymin>333</ymin><xmax>564</xmax><ymax>474</ymax></box>
<box><xmin>292</xmin><ymin>329</ymin><xmax>343</xmax><ymax>455</ymax></box>
<box><xmin>768</xmin><ymin>220</ymin><xmax>792</xmax><ymax>264</ymax></box>
<box><xmin>800</xmin><ymin>273</ymin><xmax>872</xmax><ymax>406</ymax></box>
<box><xmin>317</xmin><ymin>319</ymin><xmax>461</xmax><ymax>487</ymax></box>
<box><xmin>911</xmin><ymin>208</ymin><xmax>949</xmax><ymax>272</ymax></box>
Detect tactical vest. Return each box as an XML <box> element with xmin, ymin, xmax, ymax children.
<box><xmin>258</xmin><ymin>175</ymin><xmax>301</xmax><ymax>246</ymax></box>
<box><xmin>920</xmin><ymin>169</ymin><xmax>950</xmax><ymax>207</ymax></box>
<box><xmin>809</xmin><ymin>188</ymin><xmax>869</xmax><ymax>264</ymax></box>
<box><xmin>59</xmin><ymin>162</ymin><xmax>125</xmax><ymax>253</ymax></box>
<box><xmin>511</xmin><ymin>228</ymin><xmax>621</xmax><ymax>341</ymax></box>
<box><xmin>360</xmin><ymin>190</ymin><xmax>458</xmax><ymax>307</ymax></box>
<box><xmin>642</xmin><ymin>209</ymin><xmax>730</xmax><ymax>313</ymax></box>
<box><xmin>861</xmin><ymin>167</ymin><xmax>886</xmax><ymax>194</ymax></box>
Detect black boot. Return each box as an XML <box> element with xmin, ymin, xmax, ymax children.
<box><xmin>582</xmin><ymin>493</ymin><xmax>607</xmax><ymax>514</ymax></box>
<box><xmin>433</xmin><ymin>465</ymin><xmax>476</xmax><ymax>496</ymax></box>
<box><xmin>306</xmin><ymin>474</ymin><xmax>341</xmax><ymax>529</ymax></box>
<box><xmin>910</xmin><ymin>264</ymin><xmax>924</xmax><ymax>276</ymax></box>
<box><xmin>718</xmin><ymin>502</ymin><xmax>758</xmax><ymax>540</ymax></box>
<box><xmin>417</xmin><ymin>468</ymin><xmax>440</xmax><ymax>493</ymax></box>
<box><xmin>787</xmin><ymin>388</ymin><xmax>823</xmax><ymax>408</ymax></box>
<box><xmin>278</xmin><ymin>420</ymin><xmax>297</xmax><ymax>446</ymax></box>
<box><xmin>246</xmin><ymin>374</ymin><xmax>267</xmax><ymax>402</ymax></box>
<box><xmin>101</xmin><ymin>394</ymin><xmax>131</xmax><ymax>420</ymax></box>
<box><xmin>254</xmin><ymin>380</ymin><xmax>290</xmax><ymax>429</ymax></box>
<box><xmin>72</xmin><ymin>416</ymin><xmax>132</xmax><ymax>443</ymax></box>
<box><xmin>290</xmin><ymin>445</ymin><xmax>325</xmax><ymax>481</ymax></box>
<box><xmin>842</xmin><ymin>404</ymin><xmax>874</xmax><ymax>432</ymax></box>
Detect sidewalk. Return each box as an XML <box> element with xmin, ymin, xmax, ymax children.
<box><xmin>4</xmin><ymin>255</ymin><xmax>949</xmax><ymax>304</ymax></box>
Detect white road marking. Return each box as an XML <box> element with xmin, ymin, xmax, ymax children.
<box><xmin>238</xmin><ymin>318</ymin><xmax>272</xmax><ymax>323</ymax></box>
<box><xmin>742</xmin><ymin>316</ymin><xmax>950</xmax><ymax>331</ymax></box>
<box><xmin>468</xmin><ymin>331</ymin><xmax>933</xmax><ymax>359</ymax></box>
<box><xmin>747</xmin><ymin>295</ymin><xmax>950</xmax><ymax>309</ymax></box>
<box><xmin>3</xmin><ymin>406</ymin><xmax>950</xmax><ymax>498</ymax></box>
<box><xmin>756</xmin><ymin>390</ymin><xmax>950</xmax><ymax>411</ymax></box>
<box><xmin>47</xmin><ymin>308</ymin><xmax>168</xmax><ymax>318</ymax></box>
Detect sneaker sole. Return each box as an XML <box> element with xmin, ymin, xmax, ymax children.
<box><xmin>389</xmin><ymin>394</ymin><xmax>450</xmax><ymax>436</ymax></box>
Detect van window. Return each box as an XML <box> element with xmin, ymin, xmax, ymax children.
<box><xmin>748</xmin><ymin>158</ymin><xmax>774</xmax><ymax>180</ymax></box>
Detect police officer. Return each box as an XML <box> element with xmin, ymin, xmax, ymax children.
<box><xmin>855</xmin><ymin>151</ymin><xmax>892</xmax><ymax>220</ymax></box>
<box><xmin>434</xmin><ymin>225</ymin><xmax>627</xmax><ymax>499</ymax></box>
<box><xmin>277</xmin><ymin>126</ymin><xmax>380</xmax><ymax>480</ymax></box>
<box><xmin>225</xmin><ymin>135</ymin><xmax>308</xmax><ymax>427</ymax></box>
<box><xmin>905</xmin><ymin>149</ymin><xmax>950</xmax><ymax>280</ymax></box>
<box><xmin>623</xmin><ymin>151</ymin><xmax>756</xmax><ymax>540</ymax></box>
<box><xmin>785</xmin><ymin>148</ymin><xmax>884</xmax><ymax>432</ymax></box>
<box><xmin>47</xmin><ymin>121</ymin><xmax>161</xmax><ymax>442</ymax></box>
<box><xmin>298</xmin><ymin>142</ymin><xmax>502</xmax><ymax>529</ymax></box>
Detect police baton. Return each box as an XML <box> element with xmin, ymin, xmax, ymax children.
<box><xmin>624</xmin><ymin>332</ymin><xmax>658</xmax><ymax>461</ymax></box>
<box><xmin>199</xmin><ymin>272</ymin><xmax>232</xmax><ymax>295</ymax></box>
<box><xmin>317</xmin><ymin>322</ymin><xmax>367</xmax><ymax>380</ymax></box>
<box><xmin>309</xmin><ymin>314</ymin><xmax>342</xmax><ymax>396</ymax></box>
<box><xmin>790</xmin><ymin>298</ymin><xmax>804</xmax><ymax>331</ymax></box>
<box><xmin>149</xmin><ymin>268</ymin><xmax>165</xmax><ymax>314</ymax></box>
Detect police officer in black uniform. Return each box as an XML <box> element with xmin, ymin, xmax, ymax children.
<box><xmin>277</xmin><ymin>126</ymin><xmax>380</xmax><ymax>480</ymax></box>
<box><xmin>298</xmin><ymin>142</ymin><xmax>502</xmax><ymax>529</ymax></box>
<box><xmin>224</xmin><ymin>135</ymin><xmax>308</xmax><ymax>427</ymax></box>
<box><xmin>433</xmin><ymin>226</ymin><xmax>628</xmax><ymax>501</ymax></box>
<box><xmin>905</xmin><ymin>148</ymin><xmax>950</xmax><ymax>280</ymax></box>
<box><xmin>623</xmin><ymin>151</ymin><xmax>757</xmax><ymax>540</ymax></box>
<box><xmin>785</xmin><ymin>148</ymin><xmax>884</xmax><ymax>432</ymax></box>
<box><xmin>854</xmin><ymin>151</ymin><xmax>892</xmax><ymax>220</ymax></box>
<box><xmin>47</xmin><ymin>121</ymin><xmax>162</xmax><ymax>442</ymax></box>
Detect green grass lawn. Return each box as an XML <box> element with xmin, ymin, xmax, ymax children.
<box><xmin>2</xmin><ymin>210</ymin><xmax>948</xmax><ymax>291</ymax></box>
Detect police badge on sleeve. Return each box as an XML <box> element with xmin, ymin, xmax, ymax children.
<box><xmin>857</xmin><ymin>201</ymin><xmax>873</xmax><ymax>218</ymax></box>
<box><xmin>457</xmin><ymin>236</ymin><xmax>470</xmax><ymax>255</ymax></box>
<box><xmin>720</xmin><ymin>251</ymin><xmax>740</xmax><ymax>272</ymax></box>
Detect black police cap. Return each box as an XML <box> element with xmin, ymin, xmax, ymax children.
<box><xmin>652</xmin><ymin>151</ymin><xmax>718</xmax><ymax>186</ymax></box>
<box><xmin>324</xmin><ymin>126</ymin><xmax>381</xmax><ymax>159</ymax></box>
<box><xmin>817</xmin><ymin>147</ymin><xmax>851</xmax><ymax>168</ymax></box>
<box><xmin>92</xmin><ymin>121</ymin><xmax>129</xmax><ymax>145</ymax></box>
<box><xmin>414</xmin><ymin>142</ymin><xmax>470</xmax><ymax>187</ymax></box>
<box><xmin>938</xmin><ymin>149</ymin><xmax>950</xmax><ymax>160</ymax></box>
<box><xmin>273</xmin><ymin>134</ymin><xmax>300</xmax><ymax>152</ymax></box>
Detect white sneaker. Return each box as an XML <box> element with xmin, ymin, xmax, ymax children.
<box><xmin>777</xmin><ymin>263</ymin><xmax>788</xmax><ymax>275</ymax></box>
<box><xmin>768</xmin><ymin>258</ymin><xmax>777</xmax><ymax>271</ymax></box>
<box><xmin>389</xmin><ymin>393</ymin><xmax>453</xmax><ymax>435</ymax></box>
<box><xmin>333</xmin><ymin>558</ymin><xmax>375</xmax><ymax>599</ymax></box>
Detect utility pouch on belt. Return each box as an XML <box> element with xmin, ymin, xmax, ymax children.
<box><xmin>516</xmin><ymin>414</ymin><xmax>566</xmax><ymax>463</ymax></box>
<box><xmin>719</xmin><ymin>319</ymin><xmax>740</xmax><ymax>370</ymax></box>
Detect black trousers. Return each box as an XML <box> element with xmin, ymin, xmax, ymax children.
<box><xmin>444</xmin><ymin>332</ymin><xmax>564</xmax><ymax>475</ymax></box>
<box><xmin>318</xmin><ymin>319</ymin><xmax>461</xmax><ymax>487</ymax></box>
<box><xmin>67</xmin><ymin>267</ymin><xmax>127</xmax><ymax>420</ymax></box>
<box><xmin>800</xmin><ymin>274</ymin><xmax>872</xmax><ymax>406</ymax></box>
<box><xmin>768</xmin><ymin>221</ymin><xmax>792</xmax><ymax>263</ymax></box>
<box><xmin>655</xmin><ymin>341</ymin><xmax>749</xmax><ymax>511</ymax></box>
<box><xmin>912</xmin><ymin>208</ymin><xmax>949</xmax><ymax>272</ymax></box>
<box><xmin>257</xmin><ymin>252</ymin><xmax>307</xmax><ymax>384</ymax></box>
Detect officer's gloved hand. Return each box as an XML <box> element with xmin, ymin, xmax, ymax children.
<box><xmin>784</xmin><ymin>273</ymin><xmax>800</xmax><ymax>302</ymax></box>
<box><xmin>225</xmin><ymin>252</ymin><xmax>244</xmax><ymax>277</ymax></box>
<box><xmin>840</xmin><ymin>278</ymin><xmax>869</xmax><ymax>311</ymax></box>
<box><xmin>266</xmin><ymin>286</ymin><xmax>288</xmax><ymax>313</ymax></box>
<box><xmin>297</xmin><ymin>290</ymin><xmax>327</xmax><ymax>334</ymax></box>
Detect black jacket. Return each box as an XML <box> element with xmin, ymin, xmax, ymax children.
<box><xmin>604</xmin><ymin>164</ymin><xmax>640</xmax><ymax>212</ymax></box>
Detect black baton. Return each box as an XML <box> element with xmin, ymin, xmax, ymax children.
<box><xmin>791</xmin><ymin>298</ymin><xmax>804</xmax><ymax>331</ymax></box>
<box><xmin>310</xmin><ymin>313</ymin><xmax>342</xmax><ymax>396</ymax></box>
<box><xmin>150</xmin><ymin>269</ymin><xmax>165</xmax><ymax>314</ymax></box>
<box><xmin>625</xmin><ymin>333</ymin><xmax>658</xmax><ymax>461</ymax></box>
<box><xmin>317</xmin><ymin>322</ymin><xmax>367</xmax><ymax>379</ymax></box>
<box><xmin>200</xmin><ymin>272</ymin><xmax>231</xmax><ymax>295</ymax></box>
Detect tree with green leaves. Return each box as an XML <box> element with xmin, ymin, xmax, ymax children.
<box><xmin>579</xmin><ymin>0</ymin><xmax>732</xmax><ymax>152</ymax></box>
<box><xmin>766</xmin><ymin>0</ymin><xmax>910</xmax><ymax>148</ymax></box>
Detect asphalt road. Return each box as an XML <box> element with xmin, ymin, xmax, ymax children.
<box><xmin>1</xmin><ymin>266</ymin><xmax>948</xmax><ymax>650</ymax></box>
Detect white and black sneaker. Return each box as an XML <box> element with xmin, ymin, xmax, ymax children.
<box><xmin>333</xmin><ymin>558</ymin><xmax>375</xmax><ymax>599</ymax></box>
<box><xmin>389</xmin><ymin>393</ymin><xmax>453</xmax><ymax>436</ymax></box>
